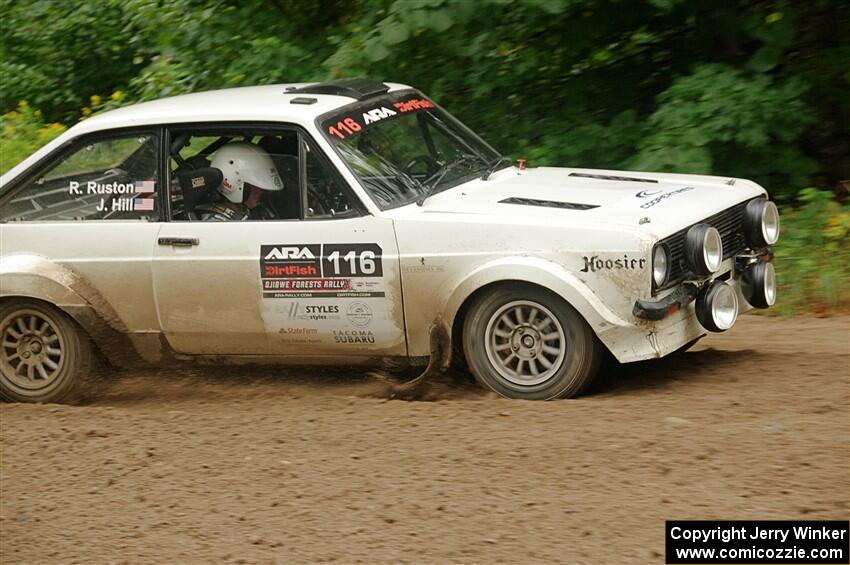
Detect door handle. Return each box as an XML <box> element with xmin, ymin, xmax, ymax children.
<box><xmin>158</xmin><ymin>237</ymin><xmax>199</xmax><ymax>247</ymax></box>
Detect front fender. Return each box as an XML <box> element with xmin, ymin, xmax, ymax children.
<box><xmin>404</xmin><ymin>255</ymin><xmax>632</xmax><ymax>359</ymax></box>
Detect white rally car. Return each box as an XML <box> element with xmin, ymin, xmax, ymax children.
<box><xmin>0</xmin><ymin>79</ymin><xmax>780</xmax><ymax>402</ymax></box>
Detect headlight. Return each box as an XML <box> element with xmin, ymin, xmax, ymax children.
<box><xmin>652</xmin><ymin>245</ymin><xmax>669</xmax><ymax>288</ymax></box>
<box><xmin>696</xmin><ymin>280</ymin><xmax>739</xmax><ymax>332</ymax></box>
<box><xmin>742</xmin><ymin>260</ymin><xmax>777</xmax><ymax>308</ymax></box>
<box><xmin>744</xmin><ymin>198</ymin><xmax>780</xmax><ymax>247</ymax></box>
<box><xmin>685</xmin><ymin>224</ymin><xmax>723</xmax><ymax>275</ymax></box>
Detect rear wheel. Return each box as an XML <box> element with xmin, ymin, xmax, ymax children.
<box><xmin>0</xmin><ymin>301</ymin><xmax>92</xmax><ymax>403</ymax></box>
<box><xmin>462</xmin><ymin>285</ymin><xmax>600</xmax><ymax>399</ymax></box>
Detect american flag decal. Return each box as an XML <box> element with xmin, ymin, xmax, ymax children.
<box><xmin>134</xmin><ymin>180</ymin><xmax>156</xmax><ymax>193</ymax></box>
<box><xmin>134</xmin><ymin>198</ymin><xmax>155</xmax><ymax>211</ymax></box>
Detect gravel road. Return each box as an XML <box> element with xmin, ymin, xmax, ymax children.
<box><xmin>1</xmin><ymin>314</ymin><xmax>848</xmax><ymax>564</ymax></box>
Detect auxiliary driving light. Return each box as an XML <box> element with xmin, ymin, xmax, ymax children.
<box><xmin>696</xmin><ymin>280</ymin><xmax>739</xmax><ymax>332</ymax></box>
<box><xmin>743</xmin><ymin>199</ymin><xmax>780</xmax><ymax>247</ymax></box>
<box><xmin>685</xmin><ymin>224</ymin><xmax>723</xmax><ymax>275</ymax></box>
<box><xmin>741</xmin><ymin>260</ymin><xmax>777</xmax><ymax>308</ymax></box>
<box><xmin>652</xmin><ymin>245</ymin><xmax>669</xmax><ymax>288</ymax></box>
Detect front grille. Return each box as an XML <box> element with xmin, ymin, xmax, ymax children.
<box><xmin>658</xmin><ymin>197</ymin><xmax>759</xmax><ymax>291</ymax></box>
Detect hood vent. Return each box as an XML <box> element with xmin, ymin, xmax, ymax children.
<box><xmin>569</xmin><ymin>172</ymin><xmax>658</xmax><ymax>183</ymax></box>
<box><xmin>499</xmin><ymin>197</ymin><xmax>598</xmax><ymax>210</ymax></box>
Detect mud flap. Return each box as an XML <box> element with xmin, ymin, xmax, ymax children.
<box><xmin>370</xmin><ymin>322</ymin><xmax>451</xmax><ymax>400</ymax></box>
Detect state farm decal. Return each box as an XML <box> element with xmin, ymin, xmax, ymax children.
<box><xmin>260</xmin><ymin>243</ymin><xmax>384</xmax><ymax>298</ymax></box>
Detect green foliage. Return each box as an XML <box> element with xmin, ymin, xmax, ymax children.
<box><xmin>2</xmin><ymin>0</ymin><xmax>847</xmax><ymax>199</ymax></box>
<box><xmin>0</xmin><ymin>0</ymin><xmax>141</xmax><ymax>122</ymax></box>
<box><xmin>774</xmin><ymin>189</ymin><xmax>850</xmax><ymax>314</ymax></box>
<box><xmin>0</xmin><ymin>102</ymin><xmax>66</xmax><ymax>175</ymax></box>
<box><xmin>630</xmin><ymin>64</ymin><xmax>817</xmax><ymax>199</ymax></box>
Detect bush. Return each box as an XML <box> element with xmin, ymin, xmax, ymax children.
<box><xmin>773</xmin><ymin>188</ymin><xmax>850</xmax><ymax>315</ymax></box>
<box><xmin>0</xmin><ymin>101</ymin><xmax>66</xmax><ymax>175</ymax></box>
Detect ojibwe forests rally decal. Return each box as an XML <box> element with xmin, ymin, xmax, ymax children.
<box><xmin>259</xmin><ymin>243</ymin><xmax>393</xmax><ymax>347</ymax></box>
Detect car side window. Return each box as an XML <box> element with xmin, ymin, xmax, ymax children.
<box><xmin>166</xmin><ymin>127</ymin><xmax>361</xmax><ymax>222</ymax></box>
<box><xmin>303</xmin><ymin>139</ymin><xmax>360</xmax><ymax>219</ymax></box>
<box><xmin>168</xmin><ymin>130</ymin><xmax>301</xmax><ymax>222</ymax></box>
<box><xmin>1</xmin><ymin>133</ymin><xmax>160</xmax><ymax>222</ymax></box>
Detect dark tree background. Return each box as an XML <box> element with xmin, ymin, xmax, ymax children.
<box><xmin>2</xmin><ymin>0</ymin><xmax>848</xmax><ymax>201</ymax></box>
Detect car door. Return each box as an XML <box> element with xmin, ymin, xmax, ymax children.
<box><xmin>151</xmin><ymin>126</ymin><xmax>407</xmax><ymax>358</ymax></box>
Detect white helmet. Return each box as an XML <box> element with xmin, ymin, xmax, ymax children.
<box><xmin>211</xmin><ymin>142</ymin><xmax>284</xmax><ymax>203</ymax></box>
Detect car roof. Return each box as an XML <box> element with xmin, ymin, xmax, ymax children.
<box><xmin>1</xmin><ymin>80</ymin><xmax>412</xmax><ymax>185</ymax></box>
<box><xmin>75</xmin><ymin>80</ymin><xmax>413</xmax><ymax>134</ymax></box>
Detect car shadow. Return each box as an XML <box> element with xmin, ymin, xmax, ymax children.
<box><xmin>590</xmin><ymin>347</ymin><xmax>760</xmax><ymax>396</ymax></box>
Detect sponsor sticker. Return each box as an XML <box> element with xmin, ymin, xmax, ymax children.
<box><xmin>260</xmin><ymin>243</ymin><xmax>398</xmax><ymax>348</ymax></box>
<box><xmin>346</xmin><ymin>302</ymin><xmax>372</xmax><ymax>327</ymax></box>
<box><xmin>639</xmin><ymin>186</ymin><xmax>696</xmax><ymax>209</ymax></box>
<box><xmin>323</xmin><ymin>96</ymin><xmax>436</xmax><ymax>141</ymax></box>
<box><xmin>260</xmin><ymin>243</ymin><xmax>383</xmax><ymax>297</ymax></box>
<box><xmin>581</xmin><ymin>255</ymin><xmax>646</xmax><ymax>273</ymax></box>
<box><xmin>281</xmin><ymin>302</ymin><xmax>341</xmax><ymax>321</ymax></box>
<box><xmin>635</xmin><ymin>189</ymin><xmax>662</xmax><ymax>198</ymax></box>
<box><xmin>333</xmin><ymin>329</ymin><xmax>376</xmax><ymax>344</ymax></box>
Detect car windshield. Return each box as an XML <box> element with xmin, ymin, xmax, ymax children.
<box><xmin>319</xmin><ymin>90</ymin><xmax>504</xmax><ymax>209</ymax></box>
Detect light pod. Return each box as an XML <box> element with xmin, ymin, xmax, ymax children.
<box><xmin>685</xmin><ymin>224</ymin><xmax>723</xmax><ymax>275</ymax></box>
<box><xmin>696</xmin><ymin>280</ymin><xmax>739</xmax><ymax>332</ymax></box>
<box><xmin>742</xmin><ymin>260</ymin><xmax>776</xmax><ymax>308</ymax></box>
<box><xmin>743</xmin><ymin>199</ymin><xmax>780</xmax><ymax>247</ymax></box>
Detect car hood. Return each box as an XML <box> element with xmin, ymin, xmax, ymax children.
<box><xmin>402</xmin><ymin>166</ymin><xmax>766</xmax><ymax>238</ymax></box>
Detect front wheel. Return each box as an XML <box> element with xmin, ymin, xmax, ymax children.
<box><xmin>462</xmin><ymin>285</ymin><xmax>600</xmax><ymax>399</ymax></box>
<box><xmin>0</xmin><ymin>300</ymin><xmax>93</xmax><ymax>403</ymax></box>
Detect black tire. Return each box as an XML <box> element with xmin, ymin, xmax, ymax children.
<box><xmin>462</xmin><ymin>284</ymin><xmax>600</xmax><ymax>399</ymax></box>
<box><xmin>0</xmin><ymin>300</ymin><xmax>93</xmax><ymax>404</ymax></box>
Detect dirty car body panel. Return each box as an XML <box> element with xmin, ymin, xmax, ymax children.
<box><xmin>0</xmin><ymin>79</ymin><xmax>780</xmax><ymax>401</ymax></box>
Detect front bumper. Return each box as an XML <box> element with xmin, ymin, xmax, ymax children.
<box><xmin>599</xmin><ymin>258</ymin><xmax>764</xmax><ymax>364</ymax></box>
<box><xmin>633</xmin><ymin>252</ymin><xmax>774</xmax><ymax>323</ymax></box>
<box><xmin>633</xmin><ymin>283</ymin><xmax>699</xmax><ymax>321</ymax></box>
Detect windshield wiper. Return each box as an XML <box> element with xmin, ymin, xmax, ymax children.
<box><xmin>480</xmin><ymin>156</ymin><xmax>512</xmax><ymax>180</ymax></box>
<box><xmin>416</xmin><ymin>154</ymin><xmax>488</xmax><ymax>206</ymax></box>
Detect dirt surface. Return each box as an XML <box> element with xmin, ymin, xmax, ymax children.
<box><xmin>1</xmin><ymin>314</ymin><xmax>848</xmax><ymax>564</ymax></box>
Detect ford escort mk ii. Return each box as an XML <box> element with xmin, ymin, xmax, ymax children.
<box><xmin>0</xmin><ymin>79</ymin><xmax>780</xmax><ymax>402</ymax></box>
